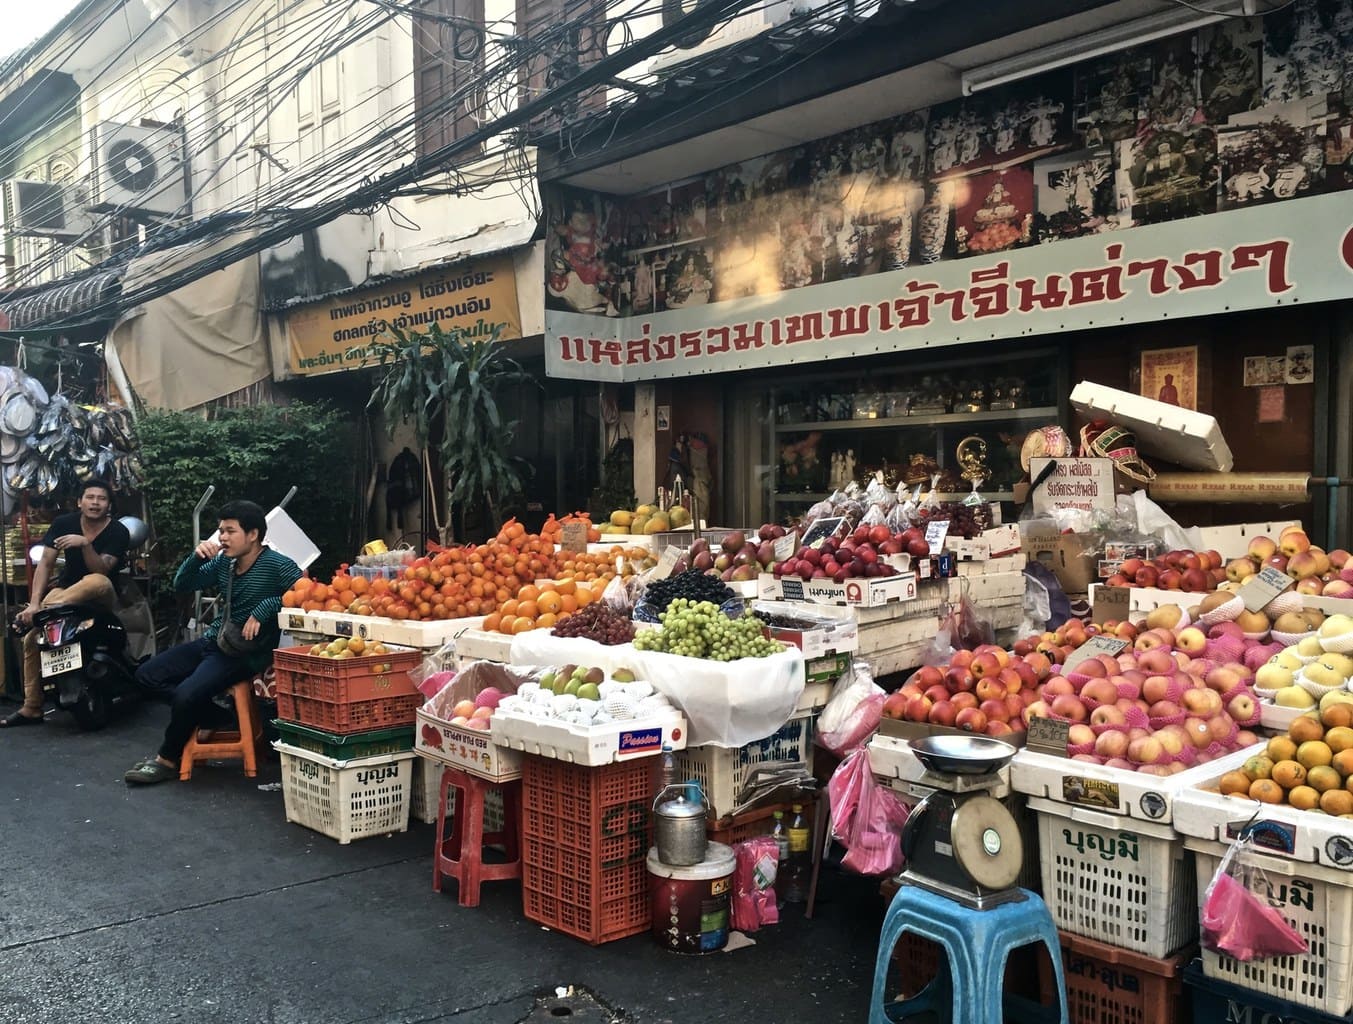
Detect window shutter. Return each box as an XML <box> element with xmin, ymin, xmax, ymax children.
<box><xmin>413</xmin><ymin>0</ymin><xmax>485</xmax><ymax>162</ymax></box>
<box><xmin>516</xmin><ymin>0</ymin><xmax>606</xmax><ymax>135</ymax></box>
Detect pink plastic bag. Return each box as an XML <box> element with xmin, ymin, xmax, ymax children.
<box><xmin>816</xmin><ymin>661</ymin><xmax>885</xmax><ymax>756</ymax></box>
<box><xmin>1201</xmin><ymin>834</ymin><xmax>1308</xmax><ymax>961</ymax></box>
<box><xmin>731</xmin><ymin>837</ymin><xmax>780</xmax><ymax>932</ymax></box>
<box><xmin>828</xmin><ymin>749</ymin><xmax>911</xmax><ymax>876</ymax></box>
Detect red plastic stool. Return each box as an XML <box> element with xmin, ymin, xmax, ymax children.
<box><xmin>179</xmin><ymin>681</ymin><xmax>261</xmax><ymax>781</ymax></box>
<box><xmin>432</xmin><ymin>766</ymin><xmax>522</xmax><ymax>907</ymax></box>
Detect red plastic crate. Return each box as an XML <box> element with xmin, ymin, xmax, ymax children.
<box><xmin>520</xmin><ymin>755</ymin><xmax>652</xmax><ymax>945</ymax></box>
<box><xmin>1038</xmin><ymin>929</ymin><xmax>1191</xmax><ymax>1024</ymax></box>
<box><xmin>272</xmin><ymin>645</ymin><xmax>421</xmax><ymax>704</ymax></box>
<box><xmin>276</xmin><ymin>690</ymin><xmax>423</xmax><ymax>735</ymax></box>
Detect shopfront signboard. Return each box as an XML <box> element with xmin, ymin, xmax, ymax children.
<box><xmin>286</xmin><ymin>254</ymin><xmax>521</xmax><ymax>376</ymax></box>
<box><xmin>545</xmin><ymin>193</ymin><xmax>1353</xmax><ymax>382</ymax></box>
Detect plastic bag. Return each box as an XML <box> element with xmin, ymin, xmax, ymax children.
<box><xmin>828</xmin><ymin>749</ymin><xmax>911</xmax><ymax>876</ymax></box>
<box><xmin>602</xmin><ymin>572</ymin><xmax>645</xmax><ymax>615</ymax></box>
<box><xmin>860</xmin><ymin>503</ymin><xmax>888</xmax><ymax>528</ymax></box>
<box><xmin>411</xmin><ymin>640</ymin><xmax>459</xmax><ymax>699</ymax></box>
<box><xmin>731</xmin><ymin>836</ymin><xmax>780</xmax><ymax>931</ymax></box>
<box><xmin>1201</xmin><ymin>832</ymin><xmax>1308</xmax><ymax>961</ymax></box>
<box><xmin>933</xmin><ymin>593</ymin><xmax>995</xmax><ymax>658</ymax></box>
<box><xmin>816</xmin><ymin>659</ymin><xmax>885</xmax><ymax>756</ymax></box>
<box><xmin>1125</xmin><ymin>491</ymin><xmax>1206</xmax><ymax>553</ymax></box>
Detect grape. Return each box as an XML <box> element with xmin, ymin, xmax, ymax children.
<box><xmin>551</xmin><ymin>602</ymin><xmax>635</xmax><ymax>645</ymax></box>
<box><xmin>634</xmin><ymin>600</ymin><xmax>784</xmax><ymax>661</ymax></box>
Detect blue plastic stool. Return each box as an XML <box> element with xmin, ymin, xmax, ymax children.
<box><xmin>869</xmin><ymin>884</ymin><xmax>1068</xmax><ymax>1024</ymax></box>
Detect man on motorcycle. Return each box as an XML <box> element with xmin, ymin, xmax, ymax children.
<box><xmin>124</xmin><ymin>500</ymin><xmax>301</xmax><ymax>785</ymax></box>
<box><xmin>2</xmin><ymin>478</ymin><xmax>129</xmax><ymax>728</ymax></box>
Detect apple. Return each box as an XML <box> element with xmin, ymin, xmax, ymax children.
<box><xmin>1181</xmin><ymin>687</ymin><xmax>1223</xmax><ymax>717</ymax></box>
<box><xmin>1175</xmin><ymin>626</ymin><xmax>1208</xmax><ymax>654</ymax></box>
<box><xmin>1090</xmin><ymin>705</ymin><xmax>1126</xmax><ymax>728</ymax></box>
<box><xmin>1329</xmin><ymin>549</ymin><xmax>1351</xmax><ymax>570</ymax></box>
<box><xmin>1081</xmin><ymin>679</ymin><xmax>1119</xmax><ymax>705</ymax></box>
<box><xmin>979</xmin><ymin>699</ymin><xmax>1009</xmax><ymax>723</ymax></box>
<box><xmin>1067</xmin><ymin>724</ymin><xmax>1096</xmax><ymax>748</ymax></box>
<box><xmin>1226</xmin><ymin>694</ymin><xmax>1256</xmax><ymax>722</ymax></box>
<box><xmin>929</xmin><ymin>700</ymin><xmax>957</xmax><ymax>726</ymax></box>
<box><xmin>881</xmin><ymin>692</ymin><xmax>909</xmax><ymax>720</ymax></box>
<box><xmin>1050</xmin><ymin>694</ymin><xmax>1088</xmax><ymax>722</ymax></box>
<box><xmin>1158</xmin><ymin>568</ymin><xmax>1184</xmax><ymax>591</ymax></box>
<box><xmin>1280</xmin><ymin>530</ymin><xmax>1312</xmax><ymax>558</ymax></box>
<box><xmin>1095</xmin><ymin>730</ymin><xmax>1130</xmax><ymax>759</ymax></box>
<box><xmin>1248</xmin><ymin>536</ymin><xmax>1278</xmax><ymax>563</ymax></box>
<box><xmin>1022</xmin><ymin>700</ymin><xmax>1050</xmax><ymax>726</ymax></box>
<box><xmin>1181</xmin><ymin>568</ymin><xmax>1209</xmax><ymax>593</ymax></box>
<box><xmin>986</xmin><ymin>721</ymin><xmax>1015</xmax><ymax>737</ymax></box>
<box><xmin>955</xmin><ymin>707</ymin><xmax>988</xmax><ymax>733</ymax></box>
<box><xmin>1324</xmin><ymin>580</ymin><xmax>1353</xmax><ymax>599</ymax></box>
<box><xmin>452</xmin><ymin>699</ymin><xmax>477</xmax><ymax>719</ymax></box>
<box><xmin>1149</xmin><ymin>700</ymin><xmax>1181</xmax><ymax>719</ymax></box>
<box><xmin>904</xmin><ymin>697</ymin><xmax>934</xmax><ymax>723</ymax></box>
<box><xmin>970</xmin><ymin>652</ymin><xmax>1003</xmax><ymax>679</ymax></box>
<box><xmin>1183</xmin><ymin>718</ymin><xmax>1213</xmax><ymax>748</ymax></box>
<box><xmin>951</xmin><ymin>692</ymin><xmax>979</xmax><ymax>711</ymax></box>
<box><xmin>1287</xmin><ymin>550</ymin><xmax>1323</xmax><ymax>580</ymax></box>
<box><xmin>975</xmin><ymin>677</ymin><xmax>1006</xmax><ymax>704</ymax></box>
<box><xmin>1226</xmin><ymin>558</ymin><xmax>1258</xmax><ymax>584</ymax></box>
<box><xmin>1127</xmin><ymin>736</ymin><xmax>1164</xmax><ymax>764</ymax></box>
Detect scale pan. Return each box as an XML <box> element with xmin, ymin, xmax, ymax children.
<box><xmin>908</xmin><ymin>735</ymin><xmax>1017</xmax><ymax>775</ymax></box>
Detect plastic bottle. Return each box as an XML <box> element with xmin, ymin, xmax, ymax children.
<box><xmin>770</xmin><ymin>810</ymin><xmax>789</xmax><ymax>907</ymax></box>
<box><xmin>656</xmin><ymin>745</ymin><xmax>675</xmax><ymax>795</ymax></box>
<box><xmin>784</xmin><ymin>803</ymin><xmax>810</xmax><ymax>904</ymax></box>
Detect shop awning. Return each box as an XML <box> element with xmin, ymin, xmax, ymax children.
<box><xmin>0</xmin><ymin>269</ymin><xmax>122</xmax><ymax>331</ymax></box>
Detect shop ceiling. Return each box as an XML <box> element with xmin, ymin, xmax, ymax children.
<box><xmin>550</xmin><ymin>0</ymin><xmax>1181</xmax><ymax>194</ymax></box>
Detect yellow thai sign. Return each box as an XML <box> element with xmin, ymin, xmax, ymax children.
<box><xmin>286</xmin><ymin>254</ymin><xmax>521</xmax><ymax>375</ymax></box>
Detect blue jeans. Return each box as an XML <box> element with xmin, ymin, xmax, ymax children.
<box><xmin>135</xmin><ymin>637</ymin><xmax>252</xmax><ymax>762</ymax></box>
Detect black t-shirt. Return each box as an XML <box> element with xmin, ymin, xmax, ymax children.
<box><xmin>41</xmin><ymin>512</ymin><xmax>131</xmax><ymax>590</ymax></box>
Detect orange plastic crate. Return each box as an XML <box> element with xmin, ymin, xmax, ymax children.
<box><xmin>520</xmin><ymin>755</ymin><xmax>652</xmax><ymax>945</ymax></box>
<box><xmin>1039</xmin><ymin>929</ymin><xmax>1191</xmax><ymax>1024</ymax></box>
<box><xmin>272</xmin><ymin>645</ymin><xmax>421</xmax><ymax>704</ymax></box>
<box><xmin>276</xmin><ymin>690</ymin><xmax>423</xmax><ymax>735</ymax></box>
<box><xmin>706</xmin><ymin>799</ymin><xmax>814</xmax><ymax>847</ymax></box>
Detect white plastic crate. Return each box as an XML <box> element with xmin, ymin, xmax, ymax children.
<box><xmin>1031</xmin><ymin>794</ymin><xmax>1197</xmax><ymax>958</ymax></box>
<box><xmin>674</xmin><ymin>711</ymin><xmax>814</xmax><ymax>818</ymax></box>
<box><xmin>1189</xmin><ymin>837</ymin><xmax>1353</xmax><ymax>1017</ymax></box>
<box><xmin>275</xmin><ymin>742</ymin><xmax>415</xmax><ymax>844</ymax></box>
<box><xmin>410</xmin><ymin>753</ymin><xmax>506</xmax><ymax>830</ymax></box>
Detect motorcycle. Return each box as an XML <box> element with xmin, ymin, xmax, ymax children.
<box><xmin>27</xmin><ymin>603</ymin><xmax>145</xmax><ymax>730</ymax></box>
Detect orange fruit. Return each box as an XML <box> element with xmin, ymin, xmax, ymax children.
<box><xmin>511</xmin><ymin>616</ymin><xmax>535</xmax><ymax>634</ymax></box>
<box><xmin>1219</xmin><ymin>771</ymin><xmax>1252</xmax><ymax>796</ymax></box>
<box><xmin>1320</xmin><ymin>789</ymin><xmax>1353</xmax><ymax>815</ymax></box>
<box><xmin>518</xmin><ymin>584</ymin><xmax>541</xmax><ymax>603</ymax></box>
<box><xmin>282</xmin><ymin>591</ymin><xmax>300</xmax><ymax>608</ymax></box>
<box><xmin>537</xmin><ymin>591</ymin><xmax>562</xmax><ymax>615</ymax></box>
<box><xmin>1333</xmin><ymin>749</ymin><xmax>1353</xmax><ymax>778</ymax></box>
<box><xmin>500</xmin><ymin>600</ymin><xmax>519</xmax><ymax>619</ymax></box>
<box><xmin>575</xmin><ymin>586</ymin><xmax>594</xmax><ymax>608</ymax></box>
<box><xmin>536</xmin><ymin>612</ymin><xmax>557</xmax><ymax>629</ymax></box>
<box><xmin>1308</xmin><ymin>765</ymin><xmax>1342</xmax><ymax>793</ymax></box>
<box><xmin>1322</xmin><ymin>704</ymin><xmax>1353</xmax><ymax>729</ymax></box>
<box><xmin>1249</xmin><ymin>779</ymin><xmax>1284</xmax><ymax>804</ymax></box>
<box><xmin>1242</xmin><ymin>755</ymin><xmax>1274</xmax><ymax>782</ymax></box>
<box><xmin>1288</xmin><ymin>785</ymin><xmax>1321</xmax><ymax>811</ymax></box>
<box><xmin>1325</xmin><ymin>726</ymin><xmax>1353</xmax><ymax>754</ymax></box>
<box><xmin>482</xmin><ymin>613</ymin><xmax>502</xmax><ymax>632</ymax></box>
<box><xmin>559</xmin><ymin>594</ymin><xmax>579</xmax><ymax>614</ymax></box>
<box><xmin>1290</xmin><ymin>716</ymin><xmax>1325</xmax><ymax>745</ymax></box>
<box><xmin>1272</xmin><ymin>760</ymin><xmax>1308</xmax><ymax>790</ymax></box>
<box><xmin>517</xmin><ymin>600</ymin><xmax>539</xmax><ymax>621</ymax></box>
<box><xmin>1268</xmin><ymin>736</ymin><xmax>1298</xmax><ymax>763</ymax></box>
<box><xmin>1298</xmin><ymin>741</ymin><xmax>1334</xmax><ymax>770</ymax></box>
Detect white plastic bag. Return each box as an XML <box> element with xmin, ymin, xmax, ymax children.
<box><xmin>816</xmin><ymin>660</ymin><xmax>885</xmax><ymax>755</ymax></box>
<box><xmin>1125</xmin><ymin>491</ymin><xmax>1205</xmax><ymax>552</ymax></box>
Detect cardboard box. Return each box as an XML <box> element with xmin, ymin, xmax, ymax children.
<box><xmin>984</xmin><ymin>524</ymin><xmax>1022</xmax><ymax>557</ymax></box>
<box><xmin>414</xmin><ymin>662</ymin><xmax>530</xmax><ymax>781</ymax></box>
<box><xmin>756</xmin><ymin>571</ymin><xmax>918</xmax><ymax>608</ymax></box>
<box><xmin>1021</xmin><ymin>526</ymin><xmax>1097</xmax><ymax>594</ymax></box>
<box><xmin>753</xmin><ymin>600</ymin><xmax>859</xmax><ymax>658</ymax></box>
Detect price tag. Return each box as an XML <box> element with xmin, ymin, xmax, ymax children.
<box><xmin>773</xmin><ymin>532</ymin><xmax>799</xmax><ymax>562</ymax></box>
<box><xmin>1243</xmin><ymin>566</ymin><xmax>1295</xmax><ymax>612</ymax></box>
<box><xmin>801</xmin><ymin>516</ymin><xmax>845</xmax><ymax>549</ymax></box>
<box><xmin>1063</xmin><ymin>635</ymin><xmax>1129</xmax><ymax>673</ymax></box>
<box><xmin>1092</xmin><ymin>586</ymin><xmax>1131</xmax><ymax>624</ymax></box>
<box><xmin>560</xmin><ymin>521</ymin><xmax>589</xmax><ymax>553</ymax></box>
<box><xmin>924</xmin><ymin>520</ymin><xmax>950</xmax><ymax>550</ymax></box>
<box><xmin>652</xmin><ymin>545</ymin><xmax>684</xmax><ymax>580</ymax></box>
<box><xmin>1026</xmin><ymin>716</ymin><xmax>1072</xmax><ymax>757</ymax></box>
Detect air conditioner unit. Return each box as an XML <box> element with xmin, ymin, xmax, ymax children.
<box><xmin>649</xmin><ymin>0</ymin><xmax>822</xmax><ymax>73</ymax></box>
<box><xmin>90</xmin><ymin>121</ymin><xmax>186</xmax><ymax>219</ymax></box>
<box><xmin>0</xmin><ymin>179</ymin><xmax>96</xmax><ymax>239</ymax></box>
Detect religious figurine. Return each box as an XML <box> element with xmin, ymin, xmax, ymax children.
<box><xmin>956</xmin><ymin>436</ymin><xmax>991</xmax><ymax>484</ymax></box>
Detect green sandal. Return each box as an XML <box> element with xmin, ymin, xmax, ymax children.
<box><xmin>124</xmin><ymin>759</ymin><xmax>176</xmax><ymax>785</ymax></box>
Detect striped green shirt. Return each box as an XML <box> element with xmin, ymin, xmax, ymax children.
<box><xmin>174</xmin><ymin>548</ymin><xmax>304</xmax><ymax>644</ymax></box>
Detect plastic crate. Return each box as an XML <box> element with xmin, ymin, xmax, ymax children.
<box><xmin>706</xmin><ymin>799</ymin><xmax>814</xmax><ymax>847</ymax></box>
<box><xmin>673</xmin><ymin>712</ymin><xmax>815</xmax><ymax>819</ymax></box>
<box><xmin>1184</xmin><ymin>959</ymin><xmax>1352</xmax><ymax>1024</ymax></box>
<box><xmin>520</xmin><ymin>755</ymin><xmax>652</xmax><ymax>945</ymax></box>
<box><xmin>272</xmin><ymin>719</ymin><xmax>413</xmax><ymax>761</ymax></box>
<box><xmin>274</xmin><ymin>742</ymin><xmax>415</xmax><ymax>844</ymax></box>
<box><xmin>276</xmin><ymin>690</ymin><xmax>423</xmax><ymax>735</ymax></box>
<box><xmin>272</xmin><ymin>645</ymin><xmax>421</xmax><ymax>704</ymax></box>
<box><xmin>1032</xmin><ymin>795</ymin><xmax>1196</xmax><ymax>958</ymax></box>
<box><xmin>1038</xmin><ymin>929</ymin><xmax>1190</xmax><ymax>1024</ymax></box>
<box><xmin>1189</xmin><ymin>839</ymin><xmax>1353</xmax><ymax>1017</ymax></box>
<box><xmin>410</xmin><ymin>754</ymin><xmax>506</xmax><ymax>828</ymax></box>
<box><xmin>890</xmin><ymin>929</ymin><xmax>1044</xmax><ymax>1003</ymax></box>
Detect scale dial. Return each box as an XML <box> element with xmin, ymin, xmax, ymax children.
<box><xmin>949</xmin><ymin>795</ymin><xmax>1022</xmax><ymax>891</ymax></box>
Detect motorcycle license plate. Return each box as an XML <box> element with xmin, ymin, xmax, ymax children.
<box><xmin>41</xmin><ymin>643</ymin><xmax>82</xmax><ymax>676</ymax></box>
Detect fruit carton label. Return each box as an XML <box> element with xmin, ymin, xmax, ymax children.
<box><xmin>415</xmin><ymin>709</ymin><xmax>523</xmax><ymax>780</ymax></box>
<box><xmin>1225</xmin><ymin>817</ymin><xmax>1299</xmax><ymax>856</ymax></box>
<box><xmin>617</xmin><ymin>727</ymin><xmax>663</xmax><ymax>757</ymax></box>
<box><xmin>1061</xmin><ymin>775</ymin><xmax>1122</xmax><ymax>812</ymax></box>
<box><xmin>761</xmin><ymin>572</ymin><xmax>918</xmax><ymax>607</ymax></box>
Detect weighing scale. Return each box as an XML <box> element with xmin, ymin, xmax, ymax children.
<box><xmin>899</xmin><ymin>735</ymin><xmax>1025</xmax><ymax>911</ymax></box>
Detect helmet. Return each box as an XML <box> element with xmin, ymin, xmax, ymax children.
<box><xmin>118</xmin><ymin>516</ymin><xmax>150</xmax><ymax>549</ymax></box>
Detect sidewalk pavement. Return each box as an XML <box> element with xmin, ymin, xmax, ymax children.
<box><xmin>0</xmin><ymin>700</ymin><xmax>882</xmax><ymax>1024</ymax></box>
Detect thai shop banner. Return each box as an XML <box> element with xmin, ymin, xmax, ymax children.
<box><xmin>286</xmin><ymin>254</ymin><xmax>521</xmax><ymax>376</ymax></box>
<box><xmin>545</xmin><ymin>191</ymin><xmax>1353</xmax><ymax>382</ymax></box>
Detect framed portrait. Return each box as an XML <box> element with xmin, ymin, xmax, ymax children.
<box><xmin>1139</xmin><ymin>346</ymin><xmax>1199</xmax><ymax>410</ymax></box>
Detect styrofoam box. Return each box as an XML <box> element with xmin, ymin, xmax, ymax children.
<box><xmin>1174</xmin><ymin>767</ymin><xmax>1353</xmax><ymax>869</ymax></box>
<box><xmin>1070</xmin><ymin>380</ymin><xmax>1234</xmax><ymax>472</ymax></box>
<box><xmin>867</xmin><ymin>732</ymin><xmax>1013</xmax><ymax>799</ymax></box>
<box><xmin>957</xmin><ymin>554</ymin><xmax>1027</xmax><ymax>577</ymax></box>
<box><xmin>278</xmin><ymin>609</ymin><xmax>481</xmax><ymax>649</ymax></box>
<box><xmin>274</xmin><ymin>743</ymin><xmax>415</xmax><ymax>844</ymax></box>
<box><xmin>1032</xmin><ymin>795</ymin><xmax>1197</xmax><ymax>958</ymax></box>
<box><xmin>1088</xmin><ymin>583</ymin><xmax>1352</xmax><ymax>619</ymax></box>
<box><xmin>757</xmin><ymin>571</ymin><xmax>918</xmax><ymax>608</ymax></box>
<box><xmin>674</xmin><ymin>711</ymin><xmax>814</xmax><ymax>818</ymax></box>
<box><xmin>1259</xmin><ymin>699</ymin><xmax>1309</xmax><ymax>733</ymax></box>
<box><xmin>957</xmin><ymin>570</ymin><xmax>1025</xmax><ymax>605</ymax></box>
<box><xmin>1011</xmin><ymin>743</ymin><xmax>1261</xmax><ymax>824</ymax></box>
<box><xmin>796</xmin><ymin>680</ymin><xmax>832</xmax><ymax>714</ymax></box>
<box><xmin>452</xmin><ymin>628</ymin><xmax>514</xmax><ymax>665</ymax></box>
<box><xmin>489</xmin><ymin>707</ymin><xmax>687</xmax><ymax>765</ymax></box>
<box><xmin>586</xmin><ymin>535</ymin><xmax>655</xmax><ymax>551</ymax></box>
<box><xmin>1188</xmin><ymin>836</ymin><xmax>1353</xmax><ymax>1016</ymax></box>
<box><xmin>416</xmin><ymin>706</ymin><xmax>523</xmax><ymax>782</ymax></box>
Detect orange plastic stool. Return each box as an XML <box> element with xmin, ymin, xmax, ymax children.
<box><xmin>179</xmin><ymin>681</ymin><xmax>261</xmax><ymax>781</ymax></box>
<box><xmin>432</xmin><ymin>766</ymin><xmax>522</xmax><ymax>907</ymax></box>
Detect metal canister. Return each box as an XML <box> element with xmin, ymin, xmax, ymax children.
<box><xmin>653</xmin><ymin>784</ymin><xmax>708</xmax><ymax>867</ymax></box>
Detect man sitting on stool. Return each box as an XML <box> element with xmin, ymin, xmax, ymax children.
<box><xmin>2</xmin><ymin>478</ymin><xmax>129</xmax><ymax>728</ymax></box>
<box><xmin>125</xmin><ymin>500</ymin><xmax>301</xmax><ymax>785</ymax></box>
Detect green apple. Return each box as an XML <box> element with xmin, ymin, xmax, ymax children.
<box><xmin>540</xmin><ymin>671</ymin><xmax>557</xmax><ymax>692</ymax></box>
<box><xmin>1297</xmin><ymin>636</ymin><xmax>1326</xmax><ymax>659</ymax></box>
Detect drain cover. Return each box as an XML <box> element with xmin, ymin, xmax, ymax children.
<box><xmin>518</xmin><ymin>987</ymin><xmax>626</xmax><ymax>1023</ymax></box>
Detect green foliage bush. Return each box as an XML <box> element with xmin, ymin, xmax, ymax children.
<box><xmin>136</xmin><ymin>403</ymin><xmax>356</xmax><ymax>577</ymax></box>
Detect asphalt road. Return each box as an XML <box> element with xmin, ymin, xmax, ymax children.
<box><xmin>0</xmin><ymin>700</ymin><xmax>884</xmax><ymax>1024</ymax></box>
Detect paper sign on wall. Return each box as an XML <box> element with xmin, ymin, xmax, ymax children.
<box><xmin>1029</xmin><ymin>458</ymin><xmax>1116</xmax><ymax>516</ymax></box>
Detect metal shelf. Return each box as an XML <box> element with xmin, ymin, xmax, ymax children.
<box><xmin>775</xmin><ymin>406</ymin><xmax>1058</xmax><ymax>434</ymax></box>
<box><xmin>772</xmin><ymin>491</ymin><xmax>1016</xmax><ymax>503</ymax></box>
